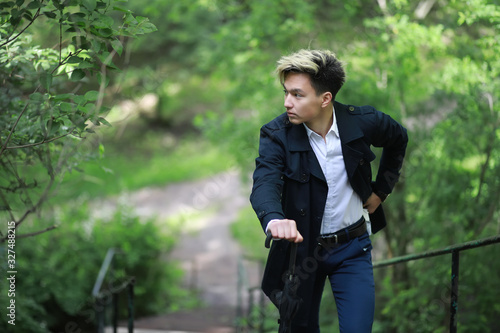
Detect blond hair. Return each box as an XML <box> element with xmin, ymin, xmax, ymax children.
<box><xmin>276</xmin><ymin>49</ymin><xmax>345</xmax><ymax>98</ymax></box>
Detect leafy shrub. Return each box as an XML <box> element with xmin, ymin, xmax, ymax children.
<box><xmin>0</xmin><ymin>200</ymin><xmax>190</xmax><ymax>332</ymax></box>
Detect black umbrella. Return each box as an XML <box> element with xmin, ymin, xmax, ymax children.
<box><xmin>265</xmin><ymin>233</ymin><xmax>303</xmax><ymax>333</ymax></box>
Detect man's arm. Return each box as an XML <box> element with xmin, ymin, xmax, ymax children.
<box><xmin>250</xmin><ymin>125</ymin><xmax>303</xmax><ymax>243</ymax></box>
<box><xmin>371</xmin><ymin>111</ymin><xmax>409</xmax><ymax>197</ymax></box>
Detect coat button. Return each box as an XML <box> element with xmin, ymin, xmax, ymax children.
<box><xmin>300</xmin><ymin>173</ymin><xmax>307</xmax><ymax>182</ymax></box>
<box><xmin>349</xmin><ymin>106</ymin><xmax>355</xmax><ymax>112</ymax></box>
<box><xmin>360</xmin><ymin>159</ymin><xmax>365</xmax><ymax>165</ymax></box>
<box><xmin>300</xmin><ymin>209</ymin><xmax>306</xmax><ymax>216</ymax></box>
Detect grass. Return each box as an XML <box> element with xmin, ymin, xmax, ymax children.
<box><xmin>52</xmin><ymin>129</ymin><xmax>235</xmax><ymax>202</ymax></box>
<box><xmin>230</xmin><ymin>205</ymin><xmax>269</xmax><ymax>261</ymax></box>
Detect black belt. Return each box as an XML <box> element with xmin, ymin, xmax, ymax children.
<box><xmin>317</xmin><ymin>217</ymin><xmax>366</xmax><ymax>248</ymax></box>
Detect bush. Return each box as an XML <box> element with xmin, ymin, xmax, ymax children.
<box><xmin>0</xmin><ymin>200</ymin><xmax>190</xmax><ymax>332</ymax></box>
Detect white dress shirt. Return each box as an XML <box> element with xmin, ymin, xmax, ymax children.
<box><xmin>303</xmin><ymin>107</ymin><xmax>365</xmax><ymax>234</ymax></box>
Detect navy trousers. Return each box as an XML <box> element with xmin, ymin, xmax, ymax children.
<box><xmin>291</xmin><ymin>232</ymin><xmax>375</xmax><ymax>333</ymax></box>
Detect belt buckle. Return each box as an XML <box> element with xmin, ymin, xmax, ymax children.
<box><xmin>331</xmin><ymin>234</ymin><xmax>338</xmax><ymax>244</ymax></box>
<box><xmin>318</xmin><ymin>233</ymin><xmax>339</xmax><ymax>250</ymax></box>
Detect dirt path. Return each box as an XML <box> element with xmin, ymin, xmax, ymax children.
<box><xmin>104</xmin><ymin>170</ymin><xmax>262</xmax><ymax>332</ymax></box>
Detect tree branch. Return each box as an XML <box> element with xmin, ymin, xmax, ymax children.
<box><xmin>4</xmin><ymin>131</ymin><xmax>75</xmax><ymax>150</ymax></box>
<box><xmin>415</xmin><ymin>0</ymin><xmax>437</xmax><ymax>20</ymax></box>
<box><xmin>15</xmin><ymin>225</ymin><xmax>58</xmax><ymax>240</ymax></box>
<box><xmin>0</xmin><ymin>100</ymin><xmax>32</xmax><ymax>158</ymax></box>
<box><xmin>376</xmin><ymin>0</ymin><xmax>388</xmax><ymax>16</ymax></box>
<box><xmin>0</xmin><ymin>7</ymin><xmax>42</xmax><ymax>48</ymax></box>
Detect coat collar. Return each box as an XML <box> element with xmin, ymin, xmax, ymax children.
<box><xmin>287</xmin><ymin>101</ymin><xmax>363</xmax><ymax>151</ymax></box>
<box><xmin>334</xmin><ymin>101</ymin><xmax>364</xmax><ymax>143</ymax></box>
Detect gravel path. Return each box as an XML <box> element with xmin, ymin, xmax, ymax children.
<box><xmin>103</xmin><ymin>170</ymin><xmax>263</xmax><ymax>332</ymax></box>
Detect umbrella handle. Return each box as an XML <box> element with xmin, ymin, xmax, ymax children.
<box><xmin>265</xmin><ymin>231</ymin><xmax>273</xmax><ymax>248</ymax></box>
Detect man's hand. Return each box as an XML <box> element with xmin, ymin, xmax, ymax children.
<box><xmin>363</xmin><ymin>192</ymin><xmax>382</xmax><ymax>214</ymax></box>
<box><xmin>267</xmin><ymin>219</ymin><xmax>304</xmax><ymax>243</ymax></box>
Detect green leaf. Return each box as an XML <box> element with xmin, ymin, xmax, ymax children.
<box><xmin>29</xmin><ymin>92</ymin><xmax>43</xmax><ymax>101</ymax></box>
<box><xmin>48</xmin><ymin>120</ymin><xmax>62</xmax><ymax>136</ymax></box>
<box><xmin>27</xmin><ymin>1</ymin><xmax>42</xmax><ymax>10</ymax></box>
<box><xmin>78</xmin><ymin>61</ymin><xmax>95</xmax><ymax>69</ymax></box>
<box><xmin>94</xmin><ymin>13</ymin><xmax>114</xmax><ymax>29</ymax></box>
<box><xmin>60</xmin><ymin>102</ymin><xmax>74</xmax><ymax>112</ymax></box>
<box><xmin>82</xmin><ymin>0</ymin><xmax>96</xmax><ymax>12</ymax></box>
<box><xmin>73</xmin><ymin>95</ymin><xmax>86</xmax><ymax>105</ymax></box>
<box><xmin>52</xmin><ymin>0</ymin><xmax>63</xmax><ymax>10</ymax></box>
<box><xmin>70</xmin><ymin>69</ymin><xmax>86</xmax><ymax>81</ymax></box>
<box><xmin>52</xmin><ymin>93</ymin><xmax>74</xmax><ymax>101</ymax></box>
<box><xmin>69</xmin><ymin>12</ymin><xmax>86</xmax><ymax>23</ymax></box>
<box><xmin>39</xmin><ymin>72</ymin><xmax>53</xmax><ymax>91</ymax></box>
<box><xmin>0</xmin><ymin>2</ymin><xmax>15</xmax><ymax>10</ymax></box>
<box><xmin>96</xmin><ymin>1</ymin><xmax>106</xmax><ymax>9</ymax></box>
<box><xmin>99</xmin><ymin>142</ymin><xmax>105</xmax><ymax>157</ymax></box>
<box><xmin>78</xmin><ymin>103</ymin><xmax>95</xmax><ymax>114</ymax></box>
<box><xmin>111</xmin><ymin>39</ymin><xmax>123</xmax><ymax>56</ymax></box>
<box><xmin>67</xmin><ymin>56</ymin><xmax>82</xmax><ymax>64</ymax></box>
<box><xmin>72</xmin><ymin>36</ymin><xmax>91</xmax><ymax>50</ymax></box>
<box><xmin>97</xmin><ymin>28</ymin><xmax>113</xmax><ymax>38</ymax></box>
<box><xmin>84</xmin><ymin>90</ymin><xmax>99</xmax><ymax>101</ymax></box>
<box><xmin>98</xmin><ymin>117</ymin><xmax>111</xmax><ymax>127</ymax></box>
<box><xmin>112</xmin><ymin>5</ymin><xmax>129</xmax><ymax>13</ymax></box>
<box><xmin>16</xmin><ymin>0</ymin><xmax>25</xmax><ymax>6</ymax></box>
<box><xmin>10</xmin><ymin>13</ymin><xmax>22</xmax><ymax>26</ymax></box>
<box><xmin>44</xmin><ymin>11</ymin><xmax>57</xmax><ymax>19</ymax></box>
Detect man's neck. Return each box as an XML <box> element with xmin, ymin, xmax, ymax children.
<box><xmin>305</xmin><ymin>104</ymin><xmax>334</xmax><ymax>139</ymax></box>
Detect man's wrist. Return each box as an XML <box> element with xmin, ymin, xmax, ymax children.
<box><xmin>374</xmin><ymin>190</ymin><xmax>389</xmax><ymax>202</ymax></box>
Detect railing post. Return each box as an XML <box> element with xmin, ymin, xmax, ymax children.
<box><xmin>450</xmin><ymin>250</ymin><xmax>459</xmax><ymax>333</ymax></box>
<box><xmin>128</xmin><ymin>281</ymin><xmax>134</xmax><ymax>333</ymax></box>
<box><xmin>113</xmin><ymin>292</ymin><xmax>118</xmax><ymax>333</ymax></box>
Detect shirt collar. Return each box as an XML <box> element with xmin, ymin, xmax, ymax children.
<box><xmin>303</xmin><ymin>106</ymin><xmax>339</xmax><ymax>138</ymax></box>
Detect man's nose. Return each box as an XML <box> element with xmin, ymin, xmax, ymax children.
<box><xmin>284</xmin><ymin>94</ymin><xmax>292</xmax><ymax>108</ymax></box>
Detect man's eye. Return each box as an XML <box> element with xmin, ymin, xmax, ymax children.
<box><xmin>294</xmin><ymin>93</ymin><xmax>302</xmax><ymax>98</ymax></box>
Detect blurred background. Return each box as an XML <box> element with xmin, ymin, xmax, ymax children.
<box><xmin>1</xmin><ymin>0</ymin><xmax>499</xmax><ymax>332</ymax></box>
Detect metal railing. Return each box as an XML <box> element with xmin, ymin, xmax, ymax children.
<box><xmin>92</xmin><ymin>248</ymin><xmax>135</xmax><ymax>333</ymax></box>
<box><xmin>373</xmin><ymin>234</ymin><xmax>500</xmax><ymax>333</ymax></box>
<box><xmin>236</xmin><ymin>255</ymin><xmax>267</xmax><ymax>332</ymax></box>
<box><xmin>237</xmin><ymin>234</ymin><xmax>500</xmax><ymax>332</ymax></box>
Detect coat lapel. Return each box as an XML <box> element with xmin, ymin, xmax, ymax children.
<box><xmin>335</xmin><ymin>102</ymin><xmax>365</xmax><ymax>179</ymax></box>
<box><xmin>287</xmin><ymin>121</ymin><xmax>326</xmax><ymax>182</ymax></box>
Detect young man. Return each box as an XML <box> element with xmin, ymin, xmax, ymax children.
<box><xmin>250</xmin><ymin>49</ymin><xmax>408</xmax><ymax>332</ymax></box>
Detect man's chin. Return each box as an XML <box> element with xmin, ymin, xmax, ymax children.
<box><xmin>287</xmin><ymin>116</ymin><xmax>303</xmax><ymax>125</ymax></box>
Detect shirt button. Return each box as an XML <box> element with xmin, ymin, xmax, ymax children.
<box><xmin>300</xmin><ymin>173</ymin><xmax>307</xmax><ymax>182</ymax></box>
<box><xmin>349</xmin><ymin>106</ymin><xmax>355</xmax><ymax>112</ymax></box>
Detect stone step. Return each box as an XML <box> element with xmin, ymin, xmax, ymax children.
<box><xmin>105</xmin><ymin>328</ymin><xmax>201</xmax><ymax>333</ymax></box>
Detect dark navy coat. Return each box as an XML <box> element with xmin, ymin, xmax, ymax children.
<box><xmin>250</xmin><ymin>101</ymin><xmax>408</xmax><ymax>322</ymax></box>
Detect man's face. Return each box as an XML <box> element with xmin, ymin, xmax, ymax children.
<box><xmin>283</xmin><ymin>72</ymin><xmax>326</xmax><ymax>126</ymax></box>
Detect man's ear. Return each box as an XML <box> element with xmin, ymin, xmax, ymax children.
<box><xmin>321</xmin><ymin>92</ymin><xmax>333</xmax><ymax>108</ymax></box>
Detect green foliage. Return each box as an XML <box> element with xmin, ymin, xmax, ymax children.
<box><xmin>0</xmin><ymin>0</ymin><xmax>157</xmax><ymax>239</ymax></box>
<box><xmin>230</xmin><ymin>206</ymin><xmax>268</xmax><ymax>261</ymax></box>
<box><xmin>55</xmin><ymin>131</ymin><xmax>235</xmax><ymax>201</ymax></box>
<box><xmin>0</xmin><ymin>201</ymin><xmax>189</xmax><ymax>332</ymax></box>
<box><xmin>2</xmin><ymin>0</ymin><xmax>497</xmax><ymax>331</ymax></box>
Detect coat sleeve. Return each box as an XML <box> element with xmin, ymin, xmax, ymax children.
<box><xmin>371</xmin><ymin>110</ymin><xmax>409</xmax><ymax>195</ymax></box>
<box><xmin>250</xmin><ymin>125</ymin><xmax>287</xmax><ymax>232</ymax></box>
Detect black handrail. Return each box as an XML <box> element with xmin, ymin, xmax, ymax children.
<box><xmin>373</xmin><ymin>234</ymin><xmax>500</xmax><ymax>333</ymax></box>
<box><xmin>239</xmin><ymin>234</ymin><xmax>500</xmax><ymax>332</ymax></box>
<box><xmin>92</xmin><ymin>248</ymin><xmax>135</xmax><ymax>333</ymax></box>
